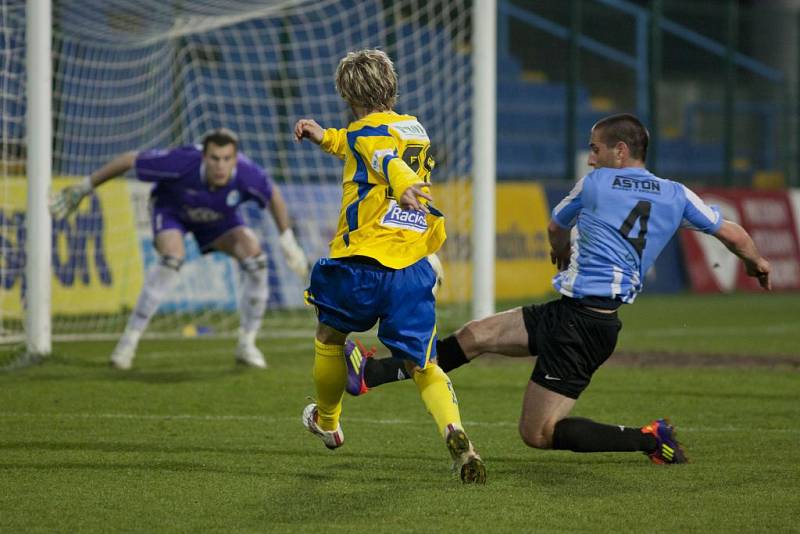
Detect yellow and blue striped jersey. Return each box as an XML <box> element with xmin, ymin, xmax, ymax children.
<box><xmin>320</xmin><ymin>110</ymin><xmax>445</xmax><ymax>269</ymax></box>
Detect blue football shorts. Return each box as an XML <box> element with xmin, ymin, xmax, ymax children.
<box><xmin>305</xmin><ymin>256</ymin><xmax>438</xmax><ymax>367</ymax></box>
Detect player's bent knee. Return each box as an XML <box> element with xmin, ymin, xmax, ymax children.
<box><xmin>240</xmin><ymin>253</ymin><xmax>267</xmax><ymax>274</ymax></box>
<box><xmin>159</xmin><ymin>255</ymin><xmax>184</xmax><ymax>271</ymax></box>
<box><xmin>240</xmin><ymin>253</ymin><xmax>269</xmax><ymax>300</ymax></box>
<box><xmin>518</xmin><ymin>421</ymin><xmax>554</xmax><ymax>449</ymax></box>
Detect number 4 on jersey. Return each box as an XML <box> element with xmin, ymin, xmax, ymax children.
<box><xmin>618</xmin><ymin>200</ymin><xmax>651</xmax><ymax>257</ymax></box>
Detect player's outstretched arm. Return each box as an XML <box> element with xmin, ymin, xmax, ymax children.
<box><xmin>293</xmin><ymin>119</ymin><xmax>324</xmax><ymax>144</ymax></box>
<box><xmin>268</xmin><ymin>184</ymin><xmax>309</xmax><ymax>279</ymax></box>
<box><xmin>294</xmin><ymin>119</ymin><xmax>349</xmax><ymax>159</ymax></box>
<box><xmin>713</xmin><ymin>219</ymin><xmax>771</xmax><ymax>290</ymax></box>
<box><xmin>49</xmin><ymin>150</ymin><xmax>137</xmax><ymax>219</ymax></box>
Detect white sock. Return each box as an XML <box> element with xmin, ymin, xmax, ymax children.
<box><xmin>238</xmin><ymin>254</ymin><xmax>268</xmax><ymax>340</ymax></box>
<box><xmin>238</xmin><ymin>328</ymin><xmax>257</xmax><ymax>347</ymax></box>
<box><xmin>115</xmin><ymin>328</ymin><xmax>142</xmax><ymax>354</ymax></box>
<box><xmin>125</xmin><ymin>259</ymin><xmax>181</xmax><ymax>333</ymax></box>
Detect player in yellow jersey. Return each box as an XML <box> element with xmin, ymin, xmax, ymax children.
<box><xmin>293</xmin><ymin>49</ymin><xmax>485</xmax><ymax>483</ymax></box>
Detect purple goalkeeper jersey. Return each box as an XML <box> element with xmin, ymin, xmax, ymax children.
<box><xmin>134</xmin><ymin>145</ymin><xmax>273</xmax><ymax>250</ymax></box>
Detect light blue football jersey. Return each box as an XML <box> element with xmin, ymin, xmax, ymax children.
<box><xmin>551</xmin><ymin>167</ymin><xmax>722</xmax><ymax>303</ymax></box>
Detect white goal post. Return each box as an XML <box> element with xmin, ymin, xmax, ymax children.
<box><xmin>472</xmin><ymin>0</ymin><xmax>496</xmax><ymax>320</ymax></box>
<box><xmin>2</xmin><ymin>0</ymin><xmax>496</xmax><ymax>351</ymax></box>
<box><xmin>25</xmin><ymin>0</ymin><xmax>52</xmax><ymax>356</ymax></box>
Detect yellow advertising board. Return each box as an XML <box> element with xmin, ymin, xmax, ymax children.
<box><xmin>1</xmin><ymin>177</ymin><xmax>555</xmax><ymax>315</ymax></box>
<box><xmin>1</xmin><ymin>177</ymin><xmax>143</xmax><ymax>317</ymax></box>
<box><xmin>434</xmin><ymin>181</ymin><xmax>557</xmax><ymax>303</ymax></box>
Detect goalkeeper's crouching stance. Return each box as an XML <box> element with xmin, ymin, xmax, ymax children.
<box><xmin>294</xmin><ymin>49</ymin><xmax>485</xmax><ymax>484</ymax></box>
<box><xmin>50</xmin><ymin>128</ymin><xmax>310</xmax><ymax>370</ymax></box>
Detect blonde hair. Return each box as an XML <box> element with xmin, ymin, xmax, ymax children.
<box><xmin>335</xmin><ymin>49</ymin><xmax>398</xmax><ymax>112</ymax></box>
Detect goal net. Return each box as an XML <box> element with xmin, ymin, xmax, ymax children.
<box><xmin>1</xmin><ymin>0</ymin><xmax>473</xmax><ymax>344</ymax></box>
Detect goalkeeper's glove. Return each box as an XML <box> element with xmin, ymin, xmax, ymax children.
<box><xmin>49</xmin><ymin>176</ymin><xmax>93</xmax><ymax>219</ymax></box>
<box><xmin>279</xmin><ymin>228</ymin><xmax>309</xmax><ymax>279</ymax></box>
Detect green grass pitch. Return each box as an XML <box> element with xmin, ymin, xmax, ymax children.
<box><xmin>1</xmin><ymin>292</ymin><xmax>798</xmax><ymax>532</ymax></box>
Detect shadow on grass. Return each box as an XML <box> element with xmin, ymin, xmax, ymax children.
<box><xmin>0</xmin><ymin>439</ymin><xmax>442</xmax><ymax>463</ymax></box>
<box><xmin>5</xmin><ymin>352</ymin><xmax>259</xmax><ymax>384</ymax></box>
<box><xmin>598</xmin><ymin>384</ymin><xmax>798</xmax><ymax>402</ymax></box>
<box><xmin>107</xmin><ymin>367</ymin><xmax>249</xmax><ymax>384</ymax></box>
<box><xmin>0</xmin><ymin>445</ymin><xmax>444</xmax><ymax>484</ymax></box>
<box><xmin>0</xmin><ymin>460</ymin><xmax>266</xmax><ymax>478</ymax></box>
<box><xmin>1</xmin><ymin>440</ymin><xmax>674</xmax><ymax>499</ymax></box>
<box><xmin>0</xmin><ymin>440</ymin><xmax>461</xmax><ymax>464</ymax></box>
<box><xmin>12</xmin><ymin>369</ymin><xmax>246</xmax><ymax>384</ymax></box>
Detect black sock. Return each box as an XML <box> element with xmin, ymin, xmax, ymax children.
<box><xmin>552</xmin><ymin>417</ymin><xmax>658</xmax><ymax>453</ymax></box>
<box><xmin>364</xmin><ymin>358</ymin><xmax>410</xmax><ymax>388</ymax></box>
<box><xmin>436</xmin><ymin>335</ymin><xmax>469</xmax><ymax>373</ymax></box>
<box><xmin>362</xmin><ymin>335</ymin><xmax>470</xmax><ymax>389</ymax></box>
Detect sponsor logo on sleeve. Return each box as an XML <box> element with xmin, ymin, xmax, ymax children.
<box><xmin>390</xmin><ymin>120</ymin><xmax>429</xmax><ymax>141</ymax></box>
<box><xmin>381</xmin><ymin>200</ymin><xmax>428</xmax><ymax>233</ymax></box>
<box><xmin>370</xmin><ymin>148</ymin><xmax>396</xmax><ymax>173</ymax></box>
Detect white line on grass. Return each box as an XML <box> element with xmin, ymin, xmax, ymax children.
<box><xmin>0</xmin><ymin>412</ymin><xmax>797</xmax><ymax>433</ymax></box>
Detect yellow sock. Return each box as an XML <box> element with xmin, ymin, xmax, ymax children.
<box><xmin>313</xmin><ymin>339</ymin><xmax>346</xmax><ymax>431</ymax></box>
<box><xmin>413</xmin><ymin>363</ymin><xmax>463</xmax><ymax>437</ymax></box>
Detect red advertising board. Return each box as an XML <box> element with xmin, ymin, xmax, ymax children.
<box><xmin>681</xmin><ymin>188</ymin><xmax>800</xmax><ymax>292</ymax></box>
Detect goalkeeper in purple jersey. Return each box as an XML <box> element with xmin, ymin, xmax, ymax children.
<box><xmin>50</xmin><ymin>128</ymin><xmax>309</xmax><ymax>370</ymax></box>
<box><xmin>346</xmin><ymin>113</ymin><xmax>771</xmax><ymax>465</ymax></box>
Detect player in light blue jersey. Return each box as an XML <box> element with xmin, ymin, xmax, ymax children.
<box><xmin>345</xmin><ymin>113</ymin><xmax>771</xmax><ymax>464</ymax></box>
<box><xmin>50</xmin><ymin>128</ymin><xmax>309</xmax><ymax>370</ymax></box>
<box><xmin>550</xmin><ymin>135</ymin><xmax>726</xmax><ymax>305</ymax></box>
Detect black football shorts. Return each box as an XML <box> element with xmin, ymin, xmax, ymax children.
<box><xmin>522</xmin><ymin>297</ymin><xmax>622</xmax><ymax>399</ymax></box>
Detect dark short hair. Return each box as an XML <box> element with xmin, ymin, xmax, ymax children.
<box><xmin>201</xmin><ymin>128</ymin><xmax>239</xmax><ymax>153</ymax></box>
<box><xmin>593</xmin><ymin>113</ymin><xmax>649</xmax><ymax>162</ymax></box>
